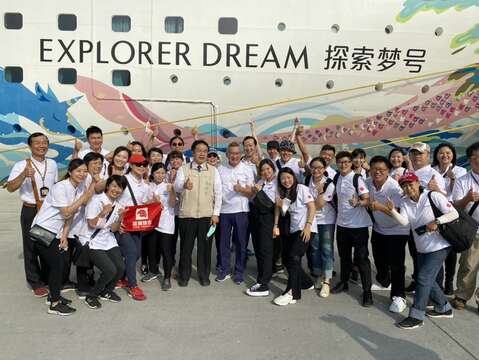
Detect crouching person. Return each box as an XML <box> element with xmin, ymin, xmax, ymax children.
<box><xmin>85</xmin><ymin>175</ymin><xmax>127</xmax><ymax>309</ymax></box>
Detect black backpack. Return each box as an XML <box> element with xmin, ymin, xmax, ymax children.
<box><xmin>304</xmin><ymin>175</ymin><xmax>334</xmax><ymax>209</ymax></box>
<box><xmin>427</xmin><ymin>191</ymin><xmax>479</xmax><ymax>253</ymax></box>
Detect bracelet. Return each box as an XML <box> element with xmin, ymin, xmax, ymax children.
<box><xmin>274</xmin><ymin>224</ymin><xmax>278</xmax><ymax>227</ymax></box>
<box><xmin>306</xmin><ymin>221</ymin><xmax>313</xmax><ymax>225</ymax></box>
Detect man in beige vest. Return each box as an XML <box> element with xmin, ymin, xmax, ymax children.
<box><xmin>174</xmin><ymin>140</ymin><xmax>222</xmax><ymax>286</ymax></box>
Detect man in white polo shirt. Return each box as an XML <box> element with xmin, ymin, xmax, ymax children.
<box><xmin>451</xmin><ymin>141</ymin><xmax>479</xmax><ymax>313</ymax></box>
<box><xmin>217</xmin><ymin>142</ymin><xmax>255</xmax><ymax>284</ymax></box>
<box><xmin>406</xmin><ymin>141</ymin><xmax>446</xmax><ymax>292</ymax></box>
<box><xmin>330</xmin><ymin>150</ymin><xmax>373</xmax><ymax>307</ymax></box>
<box><xmin>74</xmin><ymin>126</ymin><xmax>110</xmax><ymax>179</ymax></box>
<box><xmin>7</xmin><ymin>132</ymin><xmax>58</xmax><ymax>297</ymax></box>
<box><xmin>320</xmin><ymin>144</ymin><xmax>337</xmax><ymax>180</ymax></box>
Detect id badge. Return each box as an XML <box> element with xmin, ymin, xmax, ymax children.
<box><xmin>39</xmin><ymin>187</ymin><xmax>49</xmax><ymax>198</ymax></box>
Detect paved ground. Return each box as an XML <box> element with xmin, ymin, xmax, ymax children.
<box><xmin>0</xmin><ymin>189</ymin><xmax>478</xmax><ymax>360</ymax></box>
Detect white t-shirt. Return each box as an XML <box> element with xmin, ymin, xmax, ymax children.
<box><xmin>218</xmin><ymin>162</ymin><xmax>255</xmax><ymax>214</ymax></box>
<box><xmin>149</xmin><ymin>182</ymin><xmax>176</xmax><ymax>234</ymax></box>
<box><xmin>434</xmin><ymin>165</ymin><xmax>467</xmax><ymax>200</ymax></box>
<box><xmin>308</xmin><ymin>177</ymin><xmax>336</xmax><ymax>225</ymax></box>
<box><xmin>325</xmin><ymin>166</ymin><xmax>337</xmax><ymax>180</ymax></box>
<box><xmin>452</xmin><ymin>171</ymin><xmax>479</xmax><ymax>231</ymax></box>
<box><xmin>78</xmin><ymin>147</ymin><xmax>110</xmax><ymax>179</ymax></box>
<box><xmin>288</xmin><ymin>184</ymin><xmax>317</xmax><ymax>233</ymax></box>
<box><xmin>414</xmin><ymin>165</ymin><xmax>446</xmax><ymax>194</ymax></box>
<box><xmin>84</xmin><ymin>193</ymin><xmax>120</xmax><ymax>250</ymax></box>
<box><xmin>366</xmin><ymin>177</ymin><xmax>409</xmax><ymax>235</ymax></box>
<box><xmin>118</xmin><ymin>173</ymin><xmax>149</xmax><ymax>207</ymax></box>
<box><xmin>335</xmin><ymin>171</ymin><xmax>372</xmax><ymax>228</ymax></box>
<box><xmin>399</xmin><ymin>191</ymin><xmax>452</xmax><ymax>253</ymax></box>
<box><xmin>240</xmin><ymin>158</ymin><xmax>259</xmax><ymax>178</ymax></box>
<box><xmin>277</xmin><ymin>157</ymin><xmax>304</xmax><ymax>179</ymax></box>
<box><xmin>257</xmin><ymin>177</ymin><xmax>277</xmax><ymax>203</ymax></box>
<box><xmin>8</xmin><ymin>158</ymin><xmax>58</xmax><ymax>204</ymax></box>
<box><xmin>32</xmin><ymin>179</ymin><xmax>87</xmax><ymax>235</ymax></box>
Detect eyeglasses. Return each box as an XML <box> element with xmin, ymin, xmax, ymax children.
<box><xmin>133</xmin><ymin>162</ymin><xmax>149</xmax><ymax>168</ymax></box>
<box><xmin>171</xmin><ymin>142</ymin><xmax>183</xmax><ymax>146</ymax></box>
<box><xmin>337</xmin><ymin>160</ymin><xmax>352</xmax><ymax>165</ymax></box>
<box><xmin>311</xmin><ymin>166</ymin><xmax>324</xmax><ymax>171</ymax></box>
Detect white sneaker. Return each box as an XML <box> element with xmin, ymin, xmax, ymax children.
<box><xmin>246</xmin><ymin>283</ymin><xmax>270</xmax><ymax>297</ymax></box>
<box><xmin>273</xmin><ymin>293</ymin><xmax>296</xmax><ymax>306</ymax></box>
<box><xmin>319</xmin><ymin>282</ymin><xmax>330</xmax><ymax>298</ymax></box>
<box><xmin>371</xmin><ymin>283</ymin><xmax>391</xmax><ymax>291</ymax></box>
<box><xmin>389</xmin><ymin>296</ymin><xmax>407</xmax><ymax>313</ymax></box>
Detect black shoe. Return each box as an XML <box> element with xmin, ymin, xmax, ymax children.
<box><xmin>332</xmin><ymin>270</ymin><xmax>337</xmax><ymax>277</ymax></box>
<box><xmin>140</xmin><ymin>264</ymin><xmax>148</xmax><ymax>276</ymax></box>
<box><xmin>331</xmin><ymin>282</ymin><xmax>349</xmax><ymax>294</ymax></box>
<box><xmin>48</xmin><ymin>302</ymin><xmax>76</xmax><ymax>316</ymax></box>
<box><xmin>397</xmin><ymin>317</ymin><xmax>424</xmax><ymax>330</ymax></box>
<box><xmin>75</xmin><ymin>290</ymin><xmax>89</xmax><ymax>300</ymax></box>
<box><xmin>45</xmin><ymin>295</ymin><xmax>72</xmax><ymax>306</ymax></box>
<box><xmin>61</xmin><ymin>281</ymin><xmax>77</xmax><ymax>292</ymax></box>
<box><xmin>426</xmin><ymin>309</ymin><xmax>453</xmax><ymax>319</ymax></box>
<box><xmin>85</xmin><ymin>296</ymin><xmax>102</xmax><ymax>309</ymax></box>
<box><xmin>200</xmin><ymin>278</ymin><xmax>211</xmax><ymax>287</ymax></box>
<box><xmin>362</xmin><ymin>291</ymin><xmax>373</xmax><ymax>307</ymax></box>
<box><xmin>405</xmin><ymin>281</ymin><xmax>416</xmax><ymax>293</ymax></box>
<box><xmin>444</xmin><ymin>282</ymin><xmax>454</xmax><ymax>296</ymax></box>
<box><xmin>162</xmin><ymin>278</ymin><xmax>172</xmax><ymax>291</ymax></box>
<box><xmin>178</xmin><ymin>279</ymin><xmax>188</xmax><ymax>287</ymax></box>
<box><xmin>100</xmin><ymin>291</ymin><xmax>121</xmax><ymax>303</ymax></box>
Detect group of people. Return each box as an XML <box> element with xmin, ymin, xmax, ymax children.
<box><xmin>6</xmin><ymin>121</ymin><xmax>479</xmax><ymax>331</ymax></box>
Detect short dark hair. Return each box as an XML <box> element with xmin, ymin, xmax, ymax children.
<box><xmin>310</xmin><ymin>156</ymin><xmax>327</xmax><ymax>168</ymax></box>
<box><xmin>86</xmin><ymin>126</ymin><xmax>103</xmax><ymax>139</ymax></box>
<box><xmin>466</xmin><ymin>141</ymin><xmax>479</xmax><ymax>159</ymax></box>
<box><xmin>191</xmin><ymin>139</ymin><xmax>209</xmax><ymax>152</ymax></box>
<box><xmin>130</xmin><ymin>141</ymin><xmax>147</xmax><ymax>157</ymax></box>
<box><xmin>370</xmin><ymin>155</ymin><xmax>391</xmax><ymax>170</ymax></box>
<box><xmin>83</xmin><ymin>151</ymin><xmax>104</xmax><ymax>166</ymax></box>
<box><xmin>167</xmin><ymin>150</ymin><xmax>184</xmax><ymax>161</ymax></box>
<box><xmin>27</xmin><ymin>132</ymin><xmax>48</xmax><ymax>146</ymax></box>
<box><xmin>335</xmin><ymin>151</ymin><xmax>352</xmax><ymax>162</ymax></box>
<box><xmin>351</xmin><ymin>148</ymin><xmax>366</xmax><ymax>159</ymax></box>
<box><xmin>321</xmin><ymin>144</ymin><xmax>336</xmax><ymax>154</ymax></box>
<box><xmin>242</xmin><ymin>136</ymin><xmax>257</xmax><ymax>146</ymax></box>
<box><xmin>105</xmin><ymin>175</ymin><xmax>128</xmax><ymax>192</ymax></box>
<box><xmin>148</xmin><ymin>147</ymin><xmax>163</xmax><ymax>159</ymax></box>
<box><xmin>258</xmin><ymin>158</ymin><xmax>276</xmax><ymax>174</ymax></box>
<box><xmin>277</xmin><ymin>167</ymin><xmax>299</xmax><ymax>203</ymax></box>
<box><xmin>63</xmin><ymin>158</ymin><xmax>86</xmax><ymax>180</ymax></box>
<box><xmin>432</xmin><ymin>142</ymin><xmax>457</xmax><ymax>167</ymax></box>
<box><xmin>267</xmin><ymin>140</ymin><xmax>279</xmax><ymax>150</ymax></box>
<box><xmin>149</xmin><ymin>162</ymin><xmax>167</xmax><ymax>182</ymax></box>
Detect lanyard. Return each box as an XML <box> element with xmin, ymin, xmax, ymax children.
<box><xmin>471</xmin><ymin>172</ymin><xmax>479</xmax><ymax>187</ymax></box>
<box><xmin>30</xmin><ymin>158</ymin><xmax>47</xmax><ymax>187</ymax></box>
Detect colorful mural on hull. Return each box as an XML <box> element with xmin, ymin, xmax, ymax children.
<box><xmin>1</xmin><ymin>1</ymin><xmax>479</xmax><ymax>181</ymax></box>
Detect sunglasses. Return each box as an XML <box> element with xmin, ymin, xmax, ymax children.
<box><xmin>171</xmin><ymin>142</ymin><xmax>183</xmax><ymax>146</ymax></box>
<box><xmin>133</xmin><ymin>162</ymin><xmax>149</xmax><ymax>168</ymax></box>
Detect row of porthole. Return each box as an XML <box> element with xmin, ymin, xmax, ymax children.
<box><xmin>329</xmin><ymin>23</ymin><xmax>444</xmax><ymax>36</ymax></box>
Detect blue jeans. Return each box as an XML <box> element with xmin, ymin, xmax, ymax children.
<box><xmin>410</xmin><ymin>246</ymin><xmax>453</xmax><ymax>320</ymax></box>
<box><xmin>307</xmin><ymin>224</ymin><xmax>335</xmax><ymax>279</ymax></box>
<box><xmin>117</xmin><ymin>232</ymin><xmax>142</xmax><ymax>288</ymax></box>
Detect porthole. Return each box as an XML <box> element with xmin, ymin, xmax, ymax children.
<box><xmin>421</xmin><ymin>85</ymin><xmax>430</xmax><ymax>93</ymax></box>
<box><xmin>277</xmin><ymin>22</ymin><xmax>286</xmax><ymax>31</ymax></box>
<box><xmin>326</xmin><ymin>80</ymin><xmax>335</xmax><ymax>89</ymax></box>
<box><xmin>435</xmin><ymin>27</ymin><xmax>444</xmax><ymax>37</ymax></box>
<box><xmin>223</xmin><ymin>76</ymin><xmax>231</xmax><ymax>85</ymax></box>
<box><xmin>170</xmin><ymin>74</ymin><xmax>178</xmax><ymax>83</ymax></box>
<box><xmin>275</xmin><ymin>78</ymin><xmax>283</xmax><ymax>87</ymax></box>
<box><xmin>331</xmin><ymin>24</ymin><xmax>340</xmax><ymax>33</ymax></box>
<box><xmin>385</xmin><ymin>25</ymin><xmax>393</xmax><ymax>34</ymax></box>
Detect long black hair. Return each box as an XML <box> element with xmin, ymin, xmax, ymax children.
<box><xmin>108</xmin><ymin>146</ymin><xmax>131</xmax><ymax>176</ymax></box>
<box><xmin>63</xmin><ymin>158</ymin><xmax>86</xmax><ymax>180</ymax></box>
<box><xmin>277</xmin><ymin>167</ymin><xmax>299</xmax><ymax>203</ymax></box>
<box><xmin>432</xmin><ymin>142</ymin><xmax>457</xmax><ymax>167</ymax></box>
<box><xmin>130</xmin><ymin>141</ymin><xmax>147</xmax><ymax>157</ymax></box>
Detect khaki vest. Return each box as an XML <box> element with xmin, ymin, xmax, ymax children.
<box><xmin>179</xmin><ymin>163</ymin><xmax>215</xmax><ymax>218</ymax></box>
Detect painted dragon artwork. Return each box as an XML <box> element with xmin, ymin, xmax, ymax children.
<box><xmin>0</xmin><ymin>0</ymin><xmax>478</xmax><ymax>181</ymax></box>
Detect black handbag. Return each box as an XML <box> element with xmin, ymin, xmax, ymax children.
<box><xmin>427</xmin><ymin>192</ymin><xmax>479</xmax><ymax>253</ymax></box>
<box><xmin>29</xmin><ymin>224</ymin><xmax>57</xmax><ymax>247</ymax></box>
<box><xmin>253</xmin><ymin>190</ymin><xmax>275</xmax><ymax>214</ymax></box>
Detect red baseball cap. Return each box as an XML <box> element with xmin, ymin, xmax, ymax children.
<box><xmin>398</xmin><ymin>172</ymin><xmax>419</xmax><ymax>185</ymax></box>
<box><xmin>129</xmin><ymin>154</ymin><xmax>147</xmax><ymax>164</ymax></box>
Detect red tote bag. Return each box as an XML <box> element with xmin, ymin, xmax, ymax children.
<box><xmin>121</xmin><ymin>203</ymin><xmax>162</xmax><ymax>232</ymax></box>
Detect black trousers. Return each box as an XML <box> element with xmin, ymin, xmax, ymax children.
<box><xmin>275</xmin><ymin>212</ymin><xmax>291</xmax><ymax>271</ymax></box>
<box><xmin>178</xmin><ymin>217</ymin><xmax>212</xmax><ymax>283</ymax></box>
<box><xmin>250</xmin><ymin>206</ymin><xmax>274</xmax><ymax>286</ymax></box>
<box><xmin>336</xmin><ymin>225</ymin><xmax>372</xmax><ymax>291</ymax></box>
<box><xmin>283</xmin><ymin>231</ymin><xmax>313</xmax><ymax>300</ymax></box>
<box><xmin>155</xmin><ymin>231</ymin><xmax>175</xmax><ymax>279</ymax></box>
<box><xmin>144</xmin><ymin>231</ymin><xmax>160</xmax><ymax>275</ymax></box>
<box><xmin>35</xmin><ymin>238</ymin><xmax>68</xmax><ymax>302</ymax></box>
<box><xmin>172</xmin><ymin>216</ymin><xmax>179</xmax><ymax>265</ymax></box>
<box><xmin>408</xmin><ymin>232</ymin><xmax>418</xmax><ymax>281</ymax></box>
<box><xmin>371</xmin><ymin>230</ymin><xmax>409</xmax><ymax>298</ymax></box>
<box><xmin>89</xmin><ymin>247</ymin><xmax>125</xmax><ymax>297</ymax></box>
<box><xmin>76</xmin><ymin>264</ymin><xmax>94</xmax><ymax>292</ymax></box>
<box><xmin>20</xmin><ymin>205</ymin><xmax>47</xmax><ymax>289</ymax></box>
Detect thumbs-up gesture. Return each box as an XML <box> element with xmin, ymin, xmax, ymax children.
<box><xmin>467</xmin><ymin>187</ymin><xmax>479</xmax><ymax>202</ymax></box>
<box><xmin>184</xmin><ymin>177</ymin><xmax>193</xmax><ymax>190</ymax></box>
<box><xmin>386</xmin><ymin>196</ymin><xmax>395</xmax><ymax>211</ymax></box>
<box><xmin>233</xmin><ymin>180</ymin><xmax>242</xmax><ymax>192</ymax></box>
<box><xmin>428</xmin><ymin>174</ymin><xmax>440</xmax><ymax>192</ymax></box>
<box><xmin>74</xmin><ymin>138</ymin><xmax>82</xmax><ymax>152</ymax></box>
<box><xmin>349</xmin><ymin>193</ymin><xmax>359</xmax><ymax>208</ymax></box>
<box><xmin>23</xmin><ymin>161</ymin><xmax>35</xmax><ymax>178</ymax></box>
